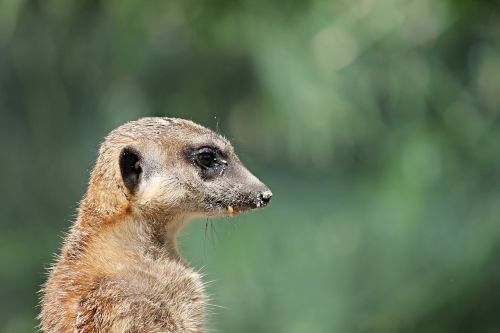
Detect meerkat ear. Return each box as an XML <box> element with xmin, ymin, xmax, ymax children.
<box><xmin>119</xmin><ymin>147</ymin><xmax>142</xmax><ymax>193</ymax></box>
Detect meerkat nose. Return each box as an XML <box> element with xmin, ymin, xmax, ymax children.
<box><xmin>258</xmin><ymin>190</ymin><xmax>273</xmax><ymax>207</ymax></box>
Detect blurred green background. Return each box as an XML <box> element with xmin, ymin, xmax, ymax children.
<box><xmin>1</xmin><ymin>0</ymin><xmax>500</xmax><ymax>332</ymax></box>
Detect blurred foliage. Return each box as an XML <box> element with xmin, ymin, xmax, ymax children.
<box><xmin>1</xmin><ymin>0</ymin><xmax>500</xmax><ymax>332</ymax></box>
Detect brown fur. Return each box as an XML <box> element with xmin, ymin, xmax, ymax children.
<box><xmin>39</xmin><ymin>117</ymin><xmax>271</xmax><ymax>332</ymax></box>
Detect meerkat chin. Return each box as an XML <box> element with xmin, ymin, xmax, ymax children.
<box><xmin>39</xmin><ymin>117</ymin><xmax>272</xmax><ymax>333</ymax></box>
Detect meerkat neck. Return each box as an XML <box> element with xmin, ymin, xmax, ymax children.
<box><xmin>68</xmin><ymin>198</ymin><xmax>192</xmax><ymax>268</ymax></box>
<box><xmin>104</xmin><ymin>214</ymin><xmax>190</xmax><ymax>264</ymax></box>
<box><xmin>146</xmin><ymin>214</ymin><xmax>190</xmax><ymax>263</ymax></box>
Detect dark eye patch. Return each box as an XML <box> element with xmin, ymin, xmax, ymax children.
<box><xmin>189</xmin><ymin>146</ymin><xmax>228</xmax><ymax>180</ymax></box>
<box><xmin>196</xmin><ymin>149</ymin><xmax>218</xmax><ymax>169</ymax></box>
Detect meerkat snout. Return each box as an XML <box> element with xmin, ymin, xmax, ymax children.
<box><xmin>258</xmin><ymin>190</ymin><xmax>273</xmax><ymax>207</ymax></box>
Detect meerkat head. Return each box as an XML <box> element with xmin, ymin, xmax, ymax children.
<box><xmin>91</xmin><ymin>117</ymin><xmax>272</xmax><ymax>222</ymax></box>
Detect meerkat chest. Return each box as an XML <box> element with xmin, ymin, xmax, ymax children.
<box><xmin>131</xmin><ymin>258</ymin><xmax>207</xmax><ymax>308</ymax></box>
<box><xmin>118</xmin><ymin>259</ymin><xmax>207</xmax><ymax>331</ymax></box>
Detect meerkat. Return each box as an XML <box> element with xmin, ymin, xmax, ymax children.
<box><xmin>39</xmin><ymin>117</ymin><xmax>272</xmax><ymax>333</ymax></box>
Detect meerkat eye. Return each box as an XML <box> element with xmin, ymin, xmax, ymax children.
<box><xmin>196</xmin><ymin>149</ymin><xmax>218</xmax><ymax>169</ymax></box>
<box><xmin>190</xmin><ymin>147</ymin><xmax>228</xmax><ymax>179</ymax></box>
